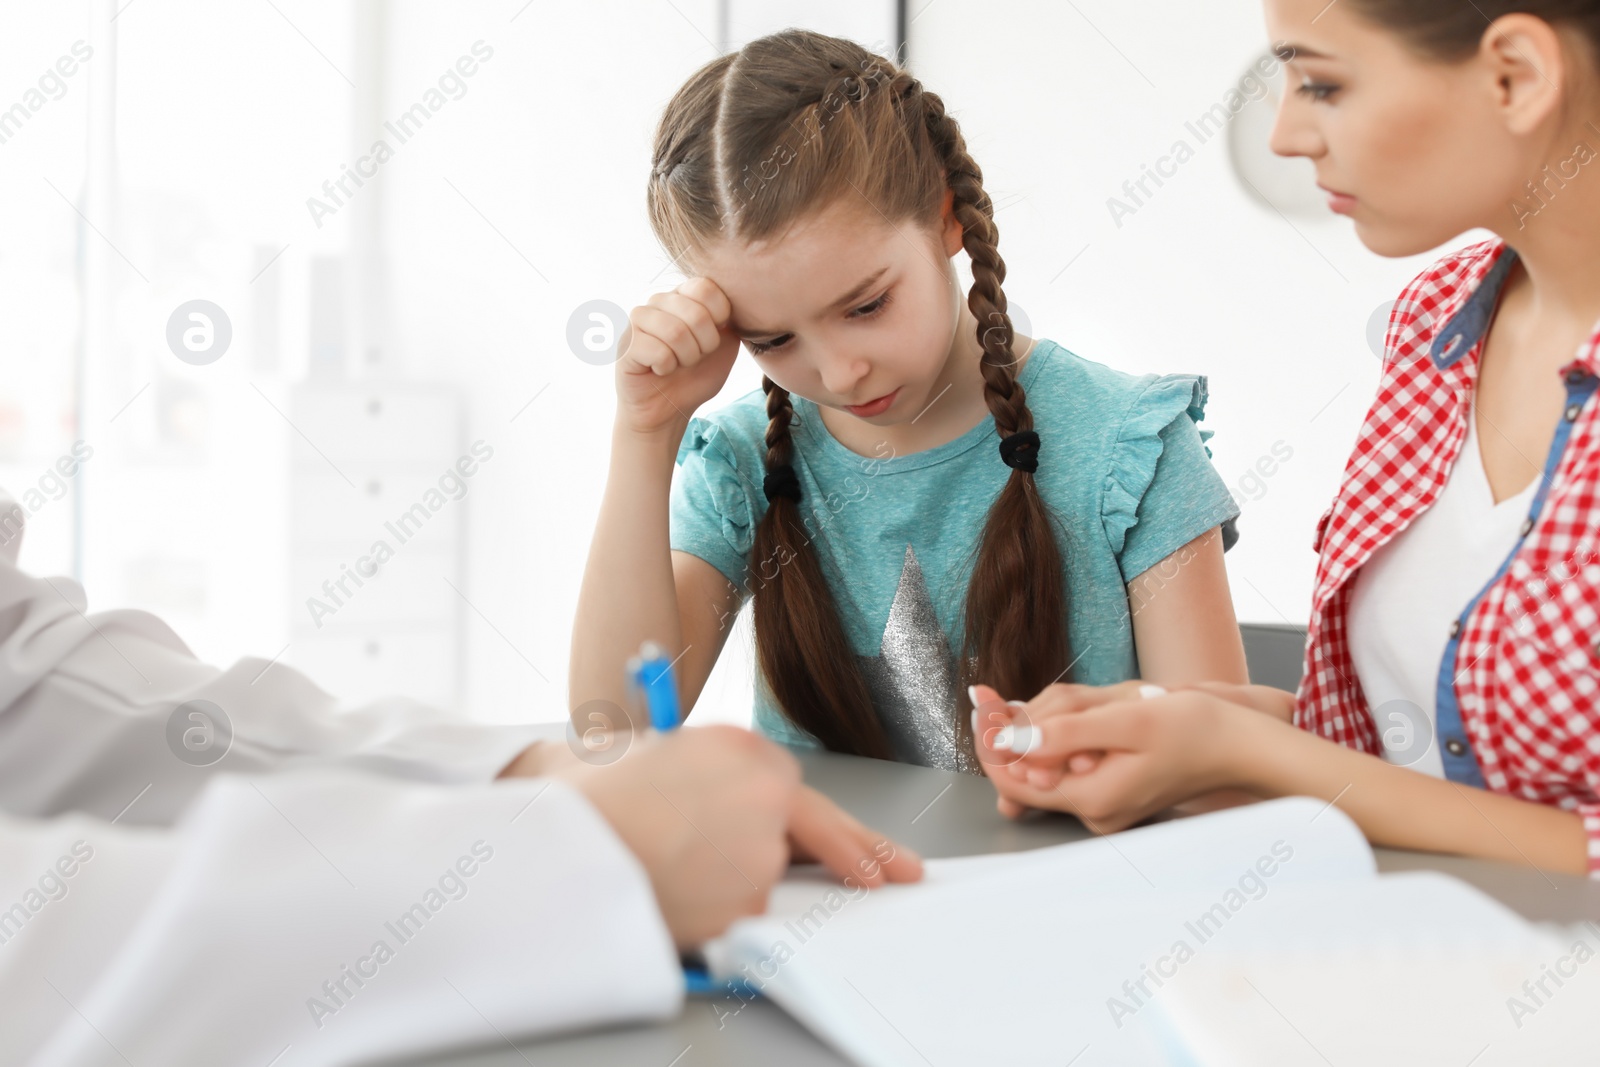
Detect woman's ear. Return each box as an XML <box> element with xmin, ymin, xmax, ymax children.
<box><xmin>1480</xmin><ymin>14</ymin><xmax>1568</xmax><ymax>136</ymax></box>
<box><xmin>940</xmin><ymin>186</ymin><xmax>963</xmax><ymax>256</ymax></box>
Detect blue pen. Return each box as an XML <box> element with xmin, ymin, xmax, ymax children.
<box><xmin>628</xmin><ymin>643</ymin><xmax>764</xmax><ymax>1000</ymax></box>
<box><xmin>682</xmin><ymin>963</ymin><xmax>764</xmax><ymax>1000</ymax></box>
<box><xmin>625</xmin><ymin>640</ymin><xmax>683</xmax><ymax>732</ymax></box>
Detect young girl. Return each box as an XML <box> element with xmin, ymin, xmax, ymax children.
<box><xmin>570</xmin><ymin>30</ymin><xmax>1249</xmax><ymax>774</ymax></box>
<box><xmin>988</xmin><ymin>0</ymin><xmax>1600</xmax><ymax>877</ymax></box>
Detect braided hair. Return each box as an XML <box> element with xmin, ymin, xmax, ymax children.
<box><xmin>646</xmin><ymin>30</ymin><xmax>1070</xmax><ymax>762</ymax></box>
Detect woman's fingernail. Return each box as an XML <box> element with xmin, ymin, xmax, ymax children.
<box><xmin>970</xmin><ymin>707</ymin><xmax>979</xmax><ymax>736</ymax></box>
<box><xmin>1138</xmin><ymin>684</ymin><xmax>1167</xmax><ymax>699</ymax></box>
<box><xmin>996</xmin><ymin>725</ymin><xmax>1038</xmax><ymax>754</ymax></box>
<box><xmin>1007</xmin><ymin>700</ymin><xmax>1027</xmax><ymax>709</ymax></box>
<box><xmin>968</xmin><ymin>685</ymin><xmax>981</xmax><ymax>708</ymax></box>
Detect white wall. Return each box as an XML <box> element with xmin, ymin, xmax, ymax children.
<box><xmin>376</xmin><ymin>0</ymin><xmax>738</xmax><ymax>723</ymax></box>
<box><xmin>0</xmin><ymin>3</ymin><xmax>92</xmax><ymax>583</ymax></box>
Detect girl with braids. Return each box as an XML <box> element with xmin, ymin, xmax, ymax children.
<box><xmin>570</xmin><ymin>29</ymin><xmax>1249</xmax><ymax>774</ymax></box>
<box><xmin>995</xmin><ymin>0</ymin><xmax>1600</xmax><ymax>878</ymax></box>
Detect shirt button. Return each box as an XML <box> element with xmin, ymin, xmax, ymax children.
<box><xmin>1519</xmin><ymin>518</ymin><xmax>1535</xmax><ymax>537</ymax></box>
<box><xmin>1566</xmin><ymin>403</ymin><xmax>1584</xmax><ymax>422</ymax></box>
<box><xmin>1445</xmin><ymin>739</ymin><xmax>1467</xmax><ymax>757</ymax></box>
<box><xmin>1449</xmin><ymin>620</ymin><xmax>1461</xmax><ymax>638</ymax></box>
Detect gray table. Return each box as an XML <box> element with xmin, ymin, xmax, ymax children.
<box><xmin>386</xmin><ymin>750</ymin><xmax>1600</xmax><ymax>1067</ymax></box>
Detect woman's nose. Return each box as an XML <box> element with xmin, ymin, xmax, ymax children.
<box><xmin>1268</xmin><ymin>92</ymin><xmax>1322</xmax><ymax>160</ymax></box>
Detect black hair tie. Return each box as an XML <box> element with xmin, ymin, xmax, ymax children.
<box><xmin>998</xmin><ymin>430</ymin><xmax>1040</xmax><ymax>473</ymax></box>
<box><xmin>763</xmin><ymin>464</ymin><xmax>802</xmax><ymax>503</ymax></box>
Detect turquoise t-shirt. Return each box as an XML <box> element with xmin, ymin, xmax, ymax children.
<box><xmin>668</xmin><ymin>338</ymin><xmax>1240</xmax><ymax>773</ymax></box>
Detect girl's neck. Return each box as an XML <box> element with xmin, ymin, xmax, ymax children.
<box><xmin>817</xmin><ymin>304</ymin><xmax>1034</xmax><ymax>459</ymax></box>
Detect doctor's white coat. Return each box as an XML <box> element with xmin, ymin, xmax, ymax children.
<box><xmin>0</xmin><ymin>495</ymin><xmax>682</xmax><ymax>1065</ymax></box>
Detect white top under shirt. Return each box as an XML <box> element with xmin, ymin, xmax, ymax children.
<box><xmin>1346</xmin><ymin>409</ymin><xmax>1538</xmax><ymax>778</ymax></box>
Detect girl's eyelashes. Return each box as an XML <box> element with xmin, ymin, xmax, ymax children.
<box><xmin>742</xmin><ymin>289</ymin><xmax>894</xmax><ymax>356</ymax></box>
<box><xmin>745</xmin><ymin>336</ymin><xmax>788</xmax><ymax>356</ymax></box>
<box><xmin>1295</xmin><ymin>80</ymin><xmax>1340</xmax><ymax>102</ymax></box>
<box><xmin>849</xmin><ymin>290</ymin><xmax>892</xmax><ymax>320</ymax></box>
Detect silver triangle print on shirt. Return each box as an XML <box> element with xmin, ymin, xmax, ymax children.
<box><xmin>857</xmin><ymin>544</ymin><xmax>980</xmax><ymax>774</ymax></box>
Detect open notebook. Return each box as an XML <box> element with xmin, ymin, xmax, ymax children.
<box><xmin>703</xmin><ymin>797</ymin><xmax>1563</xmax><ymax>1067</ymax></box>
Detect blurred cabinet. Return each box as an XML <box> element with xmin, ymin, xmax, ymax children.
<box><xmin>283</xmin><ymin>384</ymin><xmax>465</xmax><ymax>710</ymax></box>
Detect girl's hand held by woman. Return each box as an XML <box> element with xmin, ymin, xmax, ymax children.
<box><xmin>980</xmin><ymin>687</ymin><xmax>1271</xmax><ymax>832</ymax></box>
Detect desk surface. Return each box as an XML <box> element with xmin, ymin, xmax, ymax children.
<box><xmin>388</xmin><ymin>750</ymin><xmax>1600</xmax><ymax>1067</ymax></box>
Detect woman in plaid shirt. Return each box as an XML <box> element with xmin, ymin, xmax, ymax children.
<box><xmin>972</xmin><ymin>0</ymin><xmax>1600</xmax><ymax>878</ymax></box>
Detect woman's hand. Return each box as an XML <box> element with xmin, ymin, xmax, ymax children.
<box><xmin>970</xmin><ymin>679</ymin><xmax>1296</xmax><ymax>806</ymax></box>
<box><xmin>971</xmin><ymin>681</ymin><xmax>1160</xmax><ymax>814</ymax></box>
<box><xmin>979</xmin><ymin>683</ymin><xmax>1597</xmax><ymax>874</ymax></box>
<box><xmin>974</xmin><ymin>685</ymin><xmax>1270</xmax><ymax>832</ymax></box>
<box><xmin>615</xmin><ymin>276</ymin><xmax>745</xmax><ymax>438</ymax></box>
<box><xmin>1182</xmin><ymin>681</ymin><xmax>1295</xmax><ymax>722</ymax></box>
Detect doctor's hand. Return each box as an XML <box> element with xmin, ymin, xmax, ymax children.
<box><xmin>515</xmin><ymin>726</ymin><xmax>921</xmax><ymax>949</ymax></box>
<box><xmin>784</xmin><ymin>780</ymin><xmax>923</xmax><ymax>888</ymax></box>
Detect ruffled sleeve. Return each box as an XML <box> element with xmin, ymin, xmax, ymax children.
<box><xmin>669</xmin><ymin>415</ymin><xmax>761</xmax><ymax>593</ymax></box>
<box><xmin>1102</xmin><ymin>374</ymin><xmax>1241</xmax><ymax>583</ymax></box>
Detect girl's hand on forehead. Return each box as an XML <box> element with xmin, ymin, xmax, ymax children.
<box><xmin>615</xmin><ymin>276</ymin><xmax>745</xmax><ymax>438</ymax></box>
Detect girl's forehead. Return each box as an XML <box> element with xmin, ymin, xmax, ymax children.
<box><xmin>706</xmin><ymin>200</ymin><xmax>899</xmax><ymax>268</ymax></box>
<box><xmin>699</xmin><ymin>210</ymin><xmax>933</xmax><ymax>330</ymax></box>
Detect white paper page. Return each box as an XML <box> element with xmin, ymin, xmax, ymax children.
<box><xmin>758</xmin><ymin>795</ymin><xmax>1376</xmax><ymax>923</ymax></box>
<box><xmin>1159</xmin><ymin>900</ymin><xmax>1593</xmax><ymax>1067</ymax></box>
<box><xmin>704</xmin><ymin>797</ymin><xmax>1385</xmax><ymax>1067</ymax></box>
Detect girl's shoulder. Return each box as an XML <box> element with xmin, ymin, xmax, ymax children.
<box><xmin>673</xmin><ymin>388</ymin><xmax>771</xmax><ymax>475</ymax></box>
<box><xmin>1024</xmin><ymin>338</ymin><xmax>1212</xmax><ymax>455</ymax></box>
<box><xmin>1027</xmin><ymin>338</ymin><xmax>1232</xmax><ymax>566</ymax></box>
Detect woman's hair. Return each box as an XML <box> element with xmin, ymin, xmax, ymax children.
<box><xmin>645</xmin><ymin>30</ymin><xmax>1069</xmax><ymax>761</ymax></box>
<box><xmin>1347</xmin><ymin>1</ymin><xmax>1600</xmax><ymax>63</ymax></box>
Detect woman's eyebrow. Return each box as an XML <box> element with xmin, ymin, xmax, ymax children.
<box><xmin>1276</xmin><ymin>41</ymin><xmax>1333</xmax><ymax>62</ymax></box>
<box><xmin>731</xmin><ymin>266</ymin><xmax>890</xmax><ymax>336</ymax></box>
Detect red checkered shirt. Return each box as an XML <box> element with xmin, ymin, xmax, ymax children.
<box><xmin>1296</xmin><ymin>238</ymin><xmax>1600</xmax><ymax>878</ymax></box>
